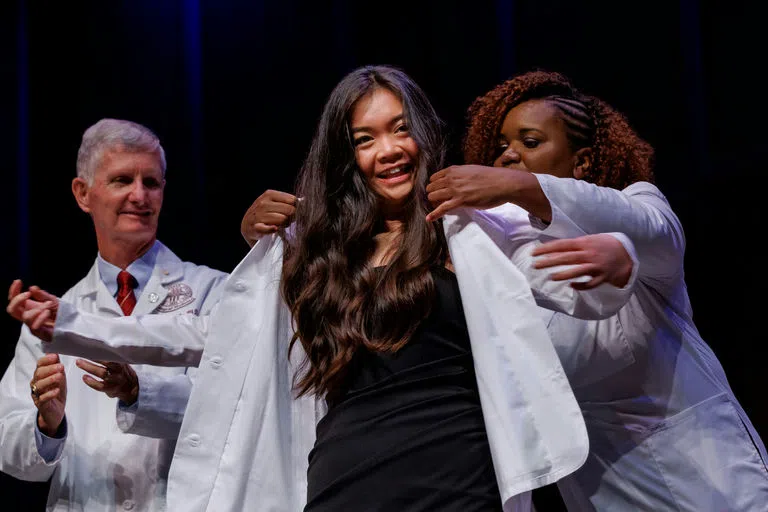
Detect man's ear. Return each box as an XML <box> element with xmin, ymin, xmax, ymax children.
<box><xmin>72</xmin><ymin>177</ymin><xmax>91</xmax><ymax>213</ymax></box>
<box><xmin>573</xmin><ymin>147</ymin><xmax>592</xmax><ymax>180</ymax></box>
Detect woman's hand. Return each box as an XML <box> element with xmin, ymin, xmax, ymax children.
<box><xmin>532</xmin><ymin>234</ymin><xmax>634</xmax><ymax>290</ymax></box>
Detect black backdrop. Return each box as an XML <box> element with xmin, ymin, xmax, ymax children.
<box><xmin>1</xmin><ymin>1</ymin><xmax>765</xmax><ymax>509</ymax></box>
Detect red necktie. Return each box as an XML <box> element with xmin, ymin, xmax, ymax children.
<box><xmin>116</xmin><ymin>270</ymin><xmax>137</xmax><ymax>316</ymax></box>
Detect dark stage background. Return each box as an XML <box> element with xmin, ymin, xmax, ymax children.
<box><xmin>1</xmin><ymin>1</ymin><xmax>764</xmax><ymax>510</ymax></box>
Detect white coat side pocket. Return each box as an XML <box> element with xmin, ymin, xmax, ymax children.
<box><xmin>646</xmin><ymin>393</ymin><xmax>768</xmax><ymax>511</ymax></box>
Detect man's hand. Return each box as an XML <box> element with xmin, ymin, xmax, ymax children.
<box><xmin>7</xmin><ymin>280</ymin><xmax>59</xmax><ymax>342</ymax></box>
<box><xmin>240</xmin><ymin>190</ymin><xmax>297</xmax><ymax>247</ymax></box>
<box><xmin>532</xmin><ymin>234</ymin><xmax>634</xmax><ymax>290</ymax></box>
<box><xmin>76</xmin><ymin>359</ymin><xmax>139</xmax><ymax>405</ymax></box>
<box><xmin>31</xmin><ymin>354</ymin><xmax>67</xmax><ymax>437</ymax></box>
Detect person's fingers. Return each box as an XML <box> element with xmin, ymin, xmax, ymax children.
<box><xmin>6</xmin><ymin>291</ymin><xmax>32</xmax><ymax>318</ymax></box>
<box><xmin>247</xmin><ymin>190</ymin><xmax>296</xmax><ymax>214</ymax></box>
<box><xmin>426</xmin><ymin>188</ymin><xmax>453</xmax><ymax>207</ymax></box>
<box><xmin>36</xmin><ymin>353</ymin><xmax>60</xmax><ymax>368</ymax></box>
<box><xmin>547</xmin><ymin>264</ymin><xmax>595</xmax><ymax>282</ymax></box>
<box><xmin>28</xmin><ymin>286</ymin><xmax>59</xmax><ymax>303</ymax></box>
<box><xmin>531</xmin><ymin>239</ymin><xmax>581</xmax><ymax>257</ymax></box>
<box><xmin>33</xmin><ymin>362</ymin><xmax>64</xmax><ymax>381</ymax></box>
<box><xmin>570</xmin><ymin>276</ymin><xmax>605</xmax><ymax>291</ymax></box>
<box><xmin>533</xmin><ymin>251</ymin><xmax>588</xmax><ymax>269</ymax></box>
<box><xmin>36</xmin><ymin>387</ymin><xmax>61</xmax><ymax>404</ymax></box>
<box><xmin>425</xmin><ymin>176</ymin><xmax>450</xmax><ymax>194</ymax></box>
<box><xmin>252</xmin><ymin>223</ymin><xmax>279</xmax><ymax>234</ymax></box>
<box><xmin>82</xmin><ymin>374</ymin><xmax>107</xmax><ymax>391</ymax></box>
<box><xmin>8</xmin><ymin>279</ymin><xmax>22</xmax><ymax>302</ymax></box>
<box><xmin>426</xmin><ymin>199</ymin><xmax>461</xmax><ymax>223</ymax></box>
<box><xmin>266</xmin><ymin>191</ymin><xmax>298</xmax><ymax>205</ymax></box>
<box><xmin>20</xmin><ymin>302</ymin><xmax>42</xmax><ymax>322</ymax></box>
<box><xmin>99</xmin><ymin>361</ymin><xmax>130</xmax><ymax>380</ymax></box>
<box><xmin>34</xmin><ymin>371</ymin><xmax>64</xmax><ymax>394</ymax></box>
<box><xmin>21</xmin><ymin>303</ymin><xmax>50</xmax><ymax>326</ymax></box>
<box><xmin>29</xmin><ymin>307</ymin><xmax>52</xmax><ymax>331</ymax></box>
<box><xmin>97</xmin><ymin>360</ymin><xmax>125</xmax><ymax>371</ymax></box>
<box><xmin>428</xmin><ymin>168</ymin><xmax>449</xmax><ymax>183</ymax></box>
<box><xmin>259</xmin><ymin>212</ymin><xmax>291</xmax><ymax>227</ymax></box>
<box><xmin>75</xmin><ymin>359</ymin><xmax>109</xmax><ymax>379</ymax></box>
<box><xmin>265</xmin><ymin>201</ymin><xmax>296</xmax><ymax>217</ymax></box>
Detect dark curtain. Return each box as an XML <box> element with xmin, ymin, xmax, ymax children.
<box><xmin>1</xmin><ymin>1</ymin><xmax>764</xmax><ymax>509</ymax></box>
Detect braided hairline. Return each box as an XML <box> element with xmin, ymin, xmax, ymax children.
<box><xmin>462</xmin><ymin>70</ymin><xmax>655</xmax><ymax>189</ymax></box>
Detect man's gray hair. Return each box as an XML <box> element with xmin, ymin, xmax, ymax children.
<box><xmin>76</xmin><ymin>118</ymin><xmax>167</xmax><ymax>184</ymax></box>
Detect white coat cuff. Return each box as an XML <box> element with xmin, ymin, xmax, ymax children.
<box><xmin>606</xmin><ymin>232</ymin><xmax>640</xmax><ymax>292</ymax></box>
<box><xmin>116</xmin><ymin>398</ymin><xmax>139</xmax><ymax>432</ymax></box>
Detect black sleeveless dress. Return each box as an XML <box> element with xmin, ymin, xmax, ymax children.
<box><xmin>305</xmin><ymin>267</ymin><xmax>503</xmax><ymax>511</ymax></box>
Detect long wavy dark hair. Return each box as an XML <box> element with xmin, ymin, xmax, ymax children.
<box><xmin>281</xmin><ymin>65</ymin><xmax>448</xmax><ymax>400</ymax></box>
<box><xmin>463</xmin><ymin>70</ymin><xmax>654</xmax><ymax>189</ymax></box>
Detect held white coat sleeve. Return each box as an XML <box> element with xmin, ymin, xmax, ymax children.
<box><xmin>534</xmin><ymin>175</ymin><xmax>684</xmax><ymax>289</ymax></box>
<box><xmin>45</xmin><ymin>301</ymin><xmax>211</xmax><ymax>367</ymax></box>
<box><xmin>462</xmin><ymin>205</ymin><xmax>639</xmax><ymax>320</ymax></box>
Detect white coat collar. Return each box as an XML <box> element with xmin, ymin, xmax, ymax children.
<box><xmin>76</xmin><ymin>241</ymin><xmax>186</xmax><ymax>317</ymax></box>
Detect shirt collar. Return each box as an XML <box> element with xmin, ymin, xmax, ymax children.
<box><xmin>97</xmin><ymin>241</ymin><xmax>160</xmax><ymax>298</ymax></box>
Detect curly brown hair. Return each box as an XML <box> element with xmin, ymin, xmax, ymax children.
<box><xmin>462</xmin><ymin>70</ymin><xmax>654</xmax><ymax>189</ymax></box>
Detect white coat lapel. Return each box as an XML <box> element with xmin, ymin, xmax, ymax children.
<box><xmin>443</xmin><ymin>209</ymin><xmax>588</xmax><ymax>501</ymax></box>
<box><xmin>134</xmin><ymin>244</ymin><xmax>186</xmax><ymax>316</ymax></box>
<box><xmin>86</xmin><ymin>264</ymin><xmax>124</xmax><ymax>318</ymax></box>
<box><xmin>134</xmin><ymin>273</ymin><xmax>170</xmax><ymax>316</ymax></box>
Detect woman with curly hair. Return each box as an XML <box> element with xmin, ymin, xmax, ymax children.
<box><xmin>427</xmin><ymin>70</ymin><xmax>768</xmax><ymax>510</ymax></box>
<box><xmin>9</xmin><ymin>65</ymin><xmax>638</xmax><ymax>511</ymax></box>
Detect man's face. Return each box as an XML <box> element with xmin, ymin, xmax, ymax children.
<box><xmin>74</xmin><ymin>149</ymin><xmax>165</xmax><ymax>250</ymax></box>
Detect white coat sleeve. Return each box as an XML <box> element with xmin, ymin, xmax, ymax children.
<box><xmin>115</xmin><ymin>271</ymin><xmax>227</xmax><ymax>439</ymax></box>
<box><xmin>45</xmin><ymin>301</ymin><xmax>211</xmax><ymax>366</ymax></box>
<box><xmin>116</xmin><ymin>371</ymin><xmax>191</xmax><ymax>439</ymax></box>
<box><xmin>463</xmin><ymin>206</ymin><xmax>638</xmax><ymax>320</ymax></box>
<box><xmin>533</xmin><ymin>175</ymin><xmax>685</xmax><ymax>291</ymax></box>
<box><xmin>509</xmin><ymin>236</ymin><xmax>637</xmax><ymax>320</ymax></box>
<box><xmin>0</xmin><ymin>326</ymin><xmax>62</xmax><ymax>481</ymax></box>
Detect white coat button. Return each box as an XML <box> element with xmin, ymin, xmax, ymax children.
<box><xmin>123</xmin><ymin>500</ymin><xmax>135</xmax><ymax>510</ymax></box>
<box><xmin>209</xmin><ymin>356</ymin><xmax>223</xmax><ymax>369</ymax></box>
<box><xmin>148</xmin><ymin>292</ymin><xmax>159</xmax><ymax>303</ymax></box>
<box><xmin>234</xmin><ymin>279</ymin><xmax>247</xmax><ymax>292</ymax></box>
<box><xmin>187</xmin><ymin>434</ymin><xmax>201</xmax><ymax>447</ymax></box>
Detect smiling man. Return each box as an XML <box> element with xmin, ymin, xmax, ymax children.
<box><xmin>0</xmin><ymin>119</ymin><xmax>227</xmax><ymax>511</ymax></box>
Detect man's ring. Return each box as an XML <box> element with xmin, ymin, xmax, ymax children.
<box><xmin>30</xmin><ymin>382</ymin><xmax>39</xmax><ymax>398</ymax></box>
<box><xmin>104</xmin><ymin>368</ymin><xmax>111</xmax><ymax>379</ymax></box>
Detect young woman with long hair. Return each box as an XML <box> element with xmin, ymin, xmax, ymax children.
<box><xmin>9</xmin><ymin>66</ymin><xmax>638</xmax><ymax>511</ymax></box>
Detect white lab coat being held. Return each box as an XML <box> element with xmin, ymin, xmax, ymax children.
<box><xmin>44</xmin><ymin>206</ymin><xmax>638</xmax><ymax>511</ymax></box>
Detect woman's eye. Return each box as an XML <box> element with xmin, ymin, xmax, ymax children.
<box><xmin>353</xmin><ymin>136</ymin><xmax>372</xmax><ymax>147</ymax></box>
<box><xmin>523</xmin><ymin>138</ymin><xmax>540</xmax><ymax>149</ymax></box>
<box><xmin>396</xmin><ymin>124</ymin><xmax>408</xmax><ymax>133</ymax></box>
